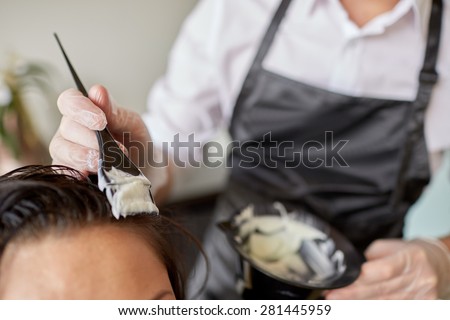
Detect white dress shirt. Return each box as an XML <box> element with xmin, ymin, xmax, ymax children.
<box><xmin>144</xmin><ymin>0</ymin><xmax>450</xmax><ymax>158</ymax></box>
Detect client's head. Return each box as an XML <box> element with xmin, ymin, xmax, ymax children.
<box><xmin>0</xmin><ymin>165</ymin><xmax>184</xmax><ymax>299</ymax></box>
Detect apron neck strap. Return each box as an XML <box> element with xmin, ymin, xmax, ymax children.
<box><xmin>417</xmin><ymin>0</ymin><xmax>443</xmax><ymax>96</ymax></box>
<box><xmin>250</xmin><ymin>0</ymin><xmax>292</xmax><ymax>69</ymax></box>
<box><xmin>391</xmin><ymin>0</ymin><xmax>443</xmax><ymax>210</ymax></box>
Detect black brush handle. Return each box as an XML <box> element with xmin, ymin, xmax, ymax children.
<box><xmin>54</xmin><ymin>33</ymin><xmax>102</xmax><ymax>183</ymax></box>
<box><xmin>54</xmin><ymin>33</ymin><xmax>89</xmax><ymax>97</ymax></box>
<box><xmin>54</xmin><ymin>33</ymin><xmax>141</xmax><ymax>177</ymax></box>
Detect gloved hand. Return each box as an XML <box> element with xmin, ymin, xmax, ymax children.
<box><xmin>50</xmin><ymin>85</ymin><xmax>168</xmax><ymax>192</ymax></box>
<box><xmin>324</xmin><ymin>238</ymin><xmax>450</xmax><ymax>299</ymax></box>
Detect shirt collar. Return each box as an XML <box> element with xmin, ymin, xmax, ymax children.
<box><xmin>306</xmin><ymin>0</ymin><xmax>423</xmax><ymax>37</ymax></box>
<box><xmin>367</xmin><ymin>0</ymin><xmax>418</xmax><ymax>32</ymax></box>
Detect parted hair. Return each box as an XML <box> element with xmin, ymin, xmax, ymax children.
<box><xmin>0</xmin><ymin>165</ymin><xmax>186</xmax><ymax>299</ymax></box>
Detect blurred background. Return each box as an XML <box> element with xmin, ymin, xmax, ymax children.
<box><xmin>0</xmin><ymin>0</ymin><xmax>448</xmax><ymax>240</ymax></box>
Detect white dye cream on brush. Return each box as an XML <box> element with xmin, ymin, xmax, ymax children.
<box><xmin>98</xmin><ymin>167</ymin><xmax>159</xmax><ymax>219</ymax></box>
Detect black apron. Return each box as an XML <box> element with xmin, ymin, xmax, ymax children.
<box><xmin>188</xmin><ymin>0</ymin><xmax>443</xmax><ymax>299</ymax></box>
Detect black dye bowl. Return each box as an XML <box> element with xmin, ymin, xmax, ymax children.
<box><xmin>218</xmin><ymin>203</ymin><xmax>364</xmax><ymax>299</ymax></box>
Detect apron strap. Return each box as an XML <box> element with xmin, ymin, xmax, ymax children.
<box><xmin>249</xmin><ymin>0</ymin><xmax>292</xmax><ymax>71</ymax></box>
<box><xmin>230</xmin><ymin>0</ymin><xmax>292</xmax><ymax>132</ymax></box>
<box><xmin>392</xmin><ymin>0</ymin><xmax>443</xmax><ymax>208</ymax></box>
<box><xmin>418</xmin><ymin>0</ymin><xmax>443</xmax><ymax>93</ymax></box>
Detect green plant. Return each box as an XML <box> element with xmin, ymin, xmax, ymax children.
<box><xmin>0</xmin><ymin>56</ymin><xmax>54</xmax><ymax>158</ymax></box>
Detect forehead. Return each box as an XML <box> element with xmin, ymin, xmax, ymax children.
<box><xmin>0</xmin><ymin>225</ymin><xmax>174</xmax><ymax>299</ymax></box>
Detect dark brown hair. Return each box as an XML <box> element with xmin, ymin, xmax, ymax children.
<box><xmin>0</xmin><ymin>165</ymin><xmax>186</xmax><ymax>299</ymax></box>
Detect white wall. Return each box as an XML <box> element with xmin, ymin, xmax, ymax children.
<box><xmin>0</xmin><ymin>0</ymin><xmax>198</xmax><ymax>143</ymax></box>
<box><xmin>405</xmin><ymin>152</ymin><xmax>450</xmax><ymax>239</ymax></box>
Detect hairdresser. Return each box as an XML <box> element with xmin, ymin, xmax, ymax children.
<box><xmin>50</xmin><ymin>0</ymin><xmax>450</xmax><ymax>299</ymax></box>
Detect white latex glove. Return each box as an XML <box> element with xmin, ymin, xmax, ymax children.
<box><xmin>50</xmin><ymin>85</ymin><xmax>167</xmax><ymax>192</ymax></box>
<box><xmin>324</xmin><ymin>238</ymin><xmax>450</xmax><ymax>299</ymax></box>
